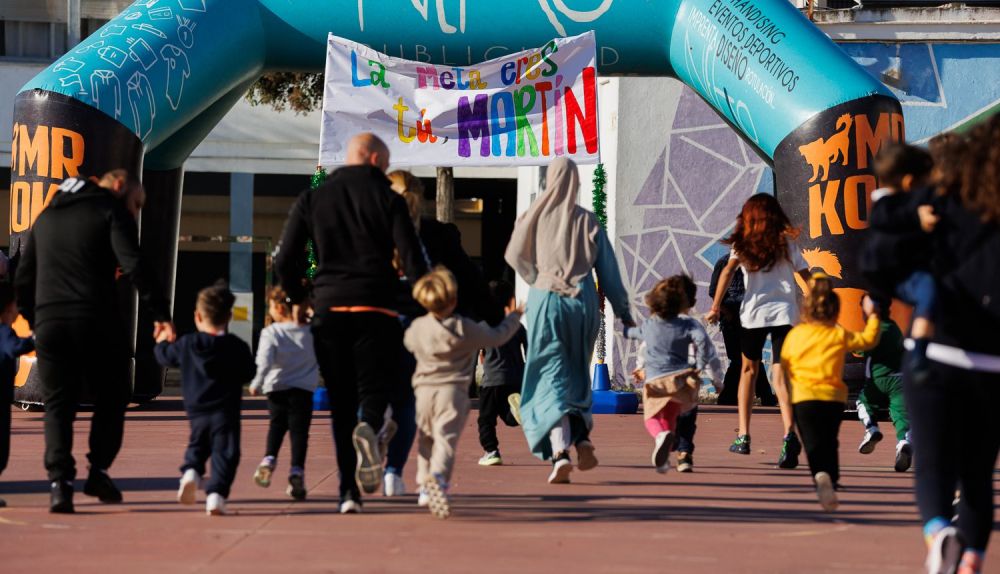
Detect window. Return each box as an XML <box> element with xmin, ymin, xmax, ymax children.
<box><xmin>1</xmin><ymin>20</ymin><xmax>66</xmax><ymax>60</ymax></box>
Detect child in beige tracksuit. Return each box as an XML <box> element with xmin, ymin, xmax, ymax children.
<box><xmin>404</xmin><ymin>267</ymin><xmax>524</xmax><ymax>519</ymax></box>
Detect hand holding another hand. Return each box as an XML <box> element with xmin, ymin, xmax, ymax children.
<box><xmin>153</xmin><ymin>321</ymin><xmax>176</xmax><ymax>344</ymax></box>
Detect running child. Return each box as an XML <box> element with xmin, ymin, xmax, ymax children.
<box><xmin>854</xmin><ymin>294</ymin><xmax>912</xmax><ymax>473</ymax></box>
<box><xmin>862</xmin><ymin>143</ymin><xmax>938</xmax><ymax>381</ymax></box>
<box><xmin>0</xmin><ymin>283</ymin><xmax>34</xmax><ymax>507</ymax></box>
<box><xmin>626</xmin><ymin>275</ymin><xmax>722</xmax><ymax>474</ymax></box>
<box><xmin>706</xmin><ymin>194</ymin><xmax>811</xmax><ymax>467</ymax></box>
<box><xmin>781</xmin><ymin>274</ymin><xmax>881</xmax><ymax>511</ymax></box>
<box><xmin>248</xmin><ymin>287</ymin><xmax>319</xmax><ymax>500</ymax></box>
<box><xmin>155</xmin><ymin>282</ymin><xmax>255</xmax><ymax>516</ymax></box>
<box><xmin>404</xmin><ymin>268</ymin><xmax>523</xmax><ymax>518</ymax></box>
<box><xmin>477</xmin><ymin>280</ymin><xmax>526</xmax><ymax>467</ymax></box>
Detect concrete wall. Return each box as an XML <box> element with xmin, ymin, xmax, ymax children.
<box><xmin>608</xmin><ymin>39</ymin><xmax>1000</xmax><ymax>386</ymax></box>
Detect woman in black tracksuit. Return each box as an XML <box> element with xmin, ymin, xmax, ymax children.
<box><xmin>907</xmin><ymin>125</ymin><xmax>1000</xmax><ymax>574</ymax></box>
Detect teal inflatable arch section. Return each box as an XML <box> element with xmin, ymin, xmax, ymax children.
<box><xmin>18</xmin><ymin>0</ymin><xmax>895</xmax><ymax>166</ymax></box>
<box><xmin>10</xmin><ymin>0</ymin><xmax>902</xmax><ymax>398</ymax></box>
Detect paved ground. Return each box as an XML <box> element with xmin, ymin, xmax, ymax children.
<box><xmin>0</xmin><ymin>400</ymin><xmax>995</xmax><ymax>573</ymax></box>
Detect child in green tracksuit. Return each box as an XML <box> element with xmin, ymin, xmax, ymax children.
<box><xmin>855</xmin><ymin>295</ymin><xmax>912</xmax><ymax>472</ymax></box>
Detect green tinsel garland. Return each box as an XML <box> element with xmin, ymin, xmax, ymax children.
<box><xmin>592</xmin><ymin>163</ymin><xmax>608</xmax><ymax>364</ymax></box>
<box><xmin>306</xmin><ymin>166</ymin><xmax>326</xmax><ymax>281</ymax></box>
<box><xmin>592</xmin><ymin>163</ymin><xmax>608</xmax><ymax>229</ymax></box>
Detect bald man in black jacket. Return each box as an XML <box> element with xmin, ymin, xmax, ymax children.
<box><xmin>16</xmin><ymin>170</ymin><xmax>174</xmax><ymax>513</ymax></box>
<box><xmin>276</xmin><ymin>134</ymin><xmax>427</xmax><ymax>512</ymax></box>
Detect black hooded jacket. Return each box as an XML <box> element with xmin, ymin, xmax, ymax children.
<box><xmin>14</xmin><ymin>177</ymin><xmax>171</xmax><ymax>328</ymax></box>
<box><xmin>154</xmin><ymin>332</ymin><xmax>255</xmax><ymax>415</ymax></box>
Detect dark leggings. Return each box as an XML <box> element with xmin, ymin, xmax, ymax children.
<box><xmin>266</xmin><ymin>388</ymin><xmax>314</xmax><ymax>470</ymax></box>
<box><xmin>905</xmin><ymin>359</ymin><xmax>1000</xmax><ymax>551</ymax></box>
<box><xmin>793</xmin><ymin>400</ymin><xmax>844</xmax><ymax>484</ymax></box>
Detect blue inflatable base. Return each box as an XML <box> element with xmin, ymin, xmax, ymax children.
<box><xmin>592</xmin><ymin>390</ymin><xmax>639</xmax><ymax>415</ymax></box>
<box><xmin>313</xmin><ymin>387</ymin><xmax>330</xmax><ymax>411</ymax></box>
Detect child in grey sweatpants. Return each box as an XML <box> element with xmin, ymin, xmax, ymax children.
<box><xmin>404</xmin><ymin>267</ymin><xmax>523</xmax><ymax>519</ymax></box>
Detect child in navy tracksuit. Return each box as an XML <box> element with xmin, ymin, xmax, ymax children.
<box><xmin>155</xmin><ymin>282</ymin><xmax>255</xmax><ymax>516</ymax></box>
<box><xmin>0</xmin><ymin>282</ymin><xmax>35</xmax><ymax>507</ymax></box>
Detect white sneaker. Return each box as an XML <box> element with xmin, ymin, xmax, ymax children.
<box><xmin>925</xmin><ymin>526</ymin><xmax>963</xmax><ymax>574</ymax></box>
<box><xmin>858</xmin><ymin>427</ymin><xmax>883</xmax><ymax>454</ymax></box>
<box><xmin>548</xmin><ymin>456</ymin><xmax>572</xmax><ymax>484</ymax></box>
<box><xmin>205</xmin><ymin>492</ymin><xmax>226</xmax><ymax>516</ymax></box>
<box><xmin>352</xmin><ymin>422</ymin><xmax>382</xmax><ymax>494</ymax></box>
<box><xmin>652</xmin><ymin>431</ymin><xmax>675</xmax><ymax>474</ymax></box>
<box><xmin>383</xmin><ymin>471</ymin><xmax>406</xmax><ymax>497</ymax></box>
<box><xmin>339</xmin><ymin>499</ymin><xmax>363</xmax><ymax>514</ymax></box>
<box><xmin>177</xmin><ymin>469</ymin><xmax>200</xmax><ymax>505</ymax></box>
<box><xmin>814</xmin><ymin>472</ymin><xmax>839</xmax><ymax>512</ymax></box>
<box><xmin>417</xmin><ymin>488</ymin><xmax>430</xmax><ymax>507</ymax></box>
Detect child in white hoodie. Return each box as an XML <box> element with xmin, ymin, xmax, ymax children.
<box><xmin>404</xmin><ymin>267</ymin><xmax>523</xmax><ymax>519</ymax></box>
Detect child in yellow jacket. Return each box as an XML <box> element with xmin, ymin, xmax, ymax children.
<box><xmin>781</xmin><ymin>274</ymin><xmax>882</xmax><ymax>512</ymax></box>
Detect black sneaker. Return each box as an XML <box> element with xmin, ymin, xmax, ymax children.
<box><xmin>676</xmin><ymin>452</ymin><xmax>694</xmax><ymax>473</ymax></box>
<box><xmin>777</xmin><ymin>433</ymin><xmax>801</xmax><ymax>469</ymax></box>
<box><xmin>50</xmin><ymin>480</ymin><xmax>74</xmax><ymax>514</ymax></box>
<box><xmin>895</xmin><ymin>441</ymin><xmax>913</xmax><ymax>473</ymax></box>
<box><xmin>83</xmin><ymin>469</ymin><xmax>123</xmax><ymax>503</ymax></box>
<box><xmin>729</xmin><ymin>434</ymin><xmax>750</xmax><ymax>455</ymax></box>
<box><xmin>287</xmin><ymin>474</ymin><xmax>307</xmax><ymax>501</ymax></box>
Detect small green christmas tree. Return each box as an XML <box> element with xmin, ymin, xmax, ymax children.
<box><xmin>306</xmin><ymin>166</ymin><xmax>326</xmax><ymax>280</ymax></box>
<box><xmin>592</xmin><ymin>163</ymin><xmax>608</xmax><ymax>364</ymax></box>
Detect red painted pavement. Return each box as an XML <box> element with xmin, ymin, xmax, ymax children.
<box><xmin>0</xmin><ymin>400</ymin><xmax>996</xmax><ymax>573</ymax></box>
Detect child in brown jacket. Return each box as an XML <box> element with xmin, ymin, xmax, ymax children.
<box><xmin>404</xmin><ymin>268</ymin><xmax>523</xmax><ymax>519</ymax></box>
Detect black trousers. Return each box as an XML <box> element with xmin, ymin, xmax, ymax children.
<box><xmin>905</xmin><ymin>360</ymin><xmax>1000</xmax><ymax>551</ymax></box>
<box><xmin>35</xmin><ymin>319</ymin><xmax>131</xmax><ymax>482</ymax></box>
<box><xmin>675</xmin><ymin>406</ymin><xmax>698</xmax><ymax>454</ymax></box>
<box><xmin>0</xmin><ymin>404</ymin><xmax>9</xmax><ymax>475</ymax></box>
<box><xmin>312</xmin><ymin>310</ymin><xmax>400</xmax><ymax>499</ymax></box>
<box><xmin>265</xmin><ymin>388</ymin><xmax>314</xmax><ymax>471</ymax></box>
<box><xmin>716</xmin><ymin>321</ymin><xmax>776</xmax><ymax>406</ymax></box>
<box><xmin>793</xmin><ymin>400</ymin><xmax>843</xmax><ymax>484</ymax></box>
<box><xmin>477</xmin><ymin>385</ymin><xmax>519</xmax><ymax>453</ymax></box>
<box><xmin>182</xmin><ymin>408</ymin><xmax>241</xmax><ymax>498</ymax></box>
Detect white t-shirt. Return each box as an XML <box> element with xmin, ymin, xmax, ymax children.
<box><xmin>734</xmin><ymin>241</ymin><xmax>808</xmax><ymax>329</ymax></box>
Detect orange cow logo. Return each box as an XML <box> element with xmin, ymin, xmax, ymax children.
<box><xmin>798</xmin><ymin>113</ymin><xmax>853</xmax><ymax>182</ymax></box>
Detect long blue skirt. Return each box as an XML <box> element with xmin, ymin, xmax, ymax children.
<box><xmin>520</xmin><ymin>277</ymin><xmax>600</xmax><ymax>460</ymax></box>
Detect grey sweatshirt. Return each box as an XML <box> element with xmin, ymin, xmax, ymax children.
<box><xmin>249</xmin><ymin>322</ymin><xmax>319</xmax><ymax>395</ymax></box>
<box><xmin>404</xmin><ymin>311</ymin><xmax>523</xmax><ymax>387</ymax></box>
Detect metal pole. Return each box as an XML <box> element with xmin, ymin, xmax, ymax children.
<box><xmin>436</xmin><ymin>166</ymin><xmax>454</xmax><ymax>223</ymax></box>
<box><xmin>67</xmin><ymin>0</ymin><xmax>81</xmax><ymax>50</ymax></box>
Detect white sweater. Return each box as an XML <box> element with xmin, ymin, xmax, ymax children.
<box><xmin>249</xmin><ymin>323</ymin><xmax>319</xmax><ymax>394</ymax></box>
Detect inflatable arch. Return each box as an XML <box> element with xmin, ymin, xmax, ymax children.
<box><xmin>10</xmin><ymin>0</ymin><xmax>902</xmax><ymax>398</ymax></box>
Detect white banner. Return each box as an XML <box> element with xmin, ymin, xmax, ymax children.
<box><xmin>319</xmin><ymin>32</ymin><xmax>600</xmax><ymax>168</ymax></box>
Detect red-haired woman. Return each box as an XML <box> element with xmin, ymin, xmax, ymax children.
<box><xmin>706</xmin><ymin>194</ymin><xmax>811</xmax><ymax>466</ymax></box>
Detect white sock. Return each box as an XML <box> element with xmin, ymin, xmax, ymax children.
<box><xmin>549</xmin><ymin>416</ymin><xmax>572</xmax><ymax>454</ymax></box>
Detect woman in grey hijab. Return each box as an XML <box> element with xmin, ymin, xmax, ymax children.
<box><xmin>505</xmin><ymin>157</ymin><xmax>633</xmax><ymax>484</ymax></box>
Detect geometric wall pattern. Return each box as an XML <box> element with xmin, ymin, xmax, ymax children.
<box><xmin>613</xmin><ymin>88</ymin><xmax>773</xmax><ymax>386</ymax></box>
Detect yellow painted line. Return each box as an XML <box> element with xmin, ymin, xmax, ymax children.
<box><xmin>0</xmin><ymin>515</ymin><xmax>28</xmax><ymax>526</ymax></box>
<box><xmin>772</xmin><ymin>522</ymin><xmax>852</xmax><ymax>538</ymax></box>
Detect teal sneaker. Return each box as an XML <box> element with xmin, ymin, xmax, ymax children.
<box><xmin>729</xmin><ymin>434</ymin><xmax>751</xmax><ymax>455</ymax></box>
